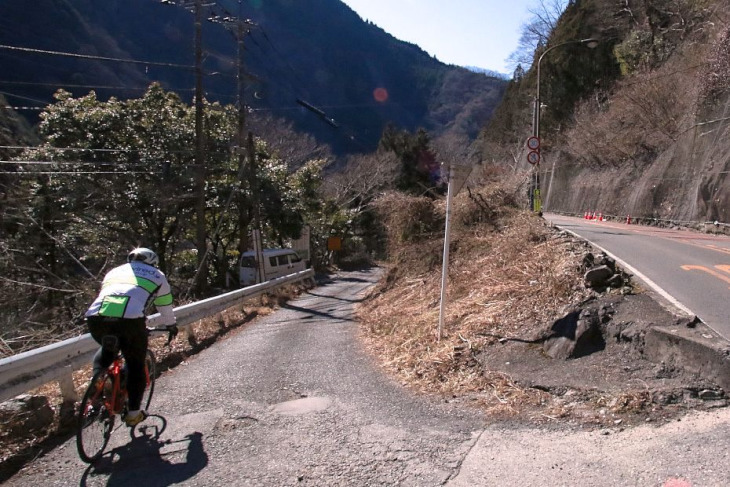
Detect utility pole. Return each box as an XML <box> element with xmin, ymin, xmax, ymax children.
<box><xmin>236</xmin><ymin>18</ymin><xmax>249</xmax><ymax>256</ymax></box>
<box><xmin>194</xmin><ymin>0</ymin><xmax>207</xmax><ymax>293</ymax></box>
<box><xmin>247</xmin><ymin>130</ymin><xmax>264</xmax><ymax>283</ymax></box>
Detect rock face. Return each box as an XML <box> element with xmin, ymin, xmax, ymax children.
<box><xmin>541</xmin><ymin>48</ymin><xmax>730</xmax><ymax>225</ymax></box>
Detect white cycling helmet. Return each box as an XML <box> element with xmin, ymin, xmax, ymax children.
<box><xmin>127</xmin><ymin>247</ymin><xmax>159</xmax><ymax>267</ymax></box>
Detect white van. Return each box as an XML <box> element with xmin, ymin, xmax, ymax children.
<box><xmin>239</xmin><ymin>248</ymin><xmax>306</xmax><ymax>286</ymax></box>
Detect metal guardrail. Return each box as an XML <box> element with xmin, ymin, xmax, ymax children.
<box><xmin>0</xmin><ymin>269</ymin><xmax>314</xmax><ymax>404</ymax></box>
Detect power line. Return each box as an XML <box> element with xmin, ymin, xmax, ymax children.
<box><xmin>0</xmin><ymin>79</ymin><xmax>197</xmax><ymax>92</ymax></box>
<box><xmin>255</xmin><ymin>28</ymin><xmax>311</xmax><ymax>98</ymax></box>
<box><xmin>0</xmin><ymin>145</ymin><xmax>200</xmax><ymax>155</ymax></box>
<box><xmin>1</xmin><ymin>106</ymin><xmax>43</xmax><ymax>111</ymax></box>
<box><xmin>1</xmin><ymin>171</ymin><xmax>160</xmax><ymax>175</ymax></box>
<box><xmin>0</xmin><ymin>90</ymin><xmax>49</xmax><ymax>105</ymax></box>
<box><xmin>0</xmin><ymin>43</ymin><xmax>196</xmax><ymax>70</ymax></box>
<box><xmin>0</xmin><ymin>160</ymin><xmax>160</xmax><ymax>167</ymax></box>
<box><xmin>0</xmin><ymin>160</ymin><xmax>225</xmax><ymax>171</ymax></box>
<box><xmin>0</xmin><ymin>145</ymin><xmax>135</xmax><ymax>152</ymax></box>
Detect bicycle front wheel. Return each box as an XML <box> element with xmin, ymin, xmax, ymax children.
<box><xmin>140</xmin><ymin>349</ymin><xmax>156</xmax><ymax>411</ymax></box>
<box><xmin>76</xmin><ymin>371</ymin><xmax>115</xmax><ymax>463</ymax></box>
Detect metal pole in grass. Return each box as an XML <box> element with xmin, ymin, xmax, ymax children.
<box><xmin>438</xmin><ymin>166</ymin><xmax>454</xmax><ymax>342</ymax></box>
<box><xmin>438</xmin><ymin>164</ymin><xmax>472</xmax><ymax>342</ymax></box>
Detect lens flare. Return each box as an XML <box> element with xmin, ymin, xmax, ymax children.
<box><xmin>373</xmin><ymin>87</ymin><xmax>389</xmax><ymax>103</ymax></box>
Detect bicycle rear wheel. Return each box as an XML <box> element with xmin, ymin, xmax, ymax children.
<box><xmin>140</xmin><ymin>349</ymin><xmax>156</xmax><ymax>411</ymax></box>
<box><xmin>76</xmin><ymin>371</ymin><xmax>115</xmax><ymax>463</ymax></box>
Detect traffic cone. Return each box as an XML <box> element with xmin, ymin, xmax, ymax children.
<box><xmin>584</xmin><ymin>211</ymin><xmax>589</xmax><ymax>220</ymax></box>
<box><xmin>598</xmin><ymin>213</ymin><xmax>603</xmax><ymax>222</ymax></box>
<box><xmin>626</xmin><ymin>215</ymin><xmax>631</xmax><ymax>225</ymax></box>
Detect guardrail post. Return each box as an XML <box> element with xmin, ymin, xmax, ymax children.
<box><xmin>58</xmin><ymin>366</ymin><xmax>79</xmax><ymax>403</ymax></box>
<box><xmin>57</xmin><ymin>366</ymin><xmax>79</xmax><ymax>431</ymax></box>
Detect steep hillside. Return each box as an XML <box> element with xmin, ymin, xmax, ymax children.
<box><xmin>0</xmin><ymin>98</ymin><xmax>36</xmax><ymax>152</ymax></box>
<box><xmin>0</xmin><ymin>98</ymin><xmax>37</xmax><ymax>228</ymax></box>
<box><xmin>0</xmin><ymin>0</ymin><xmax>506</xmax><ymax>155</ymax></box>
<box><xmin>482</xmin><ymin>0</ymin><xmax>730</xmax><ymax>226</ymax></box>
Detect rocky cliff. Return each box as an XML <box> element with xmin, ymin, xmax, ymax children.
<box><xmin>484</xmin><ymin>0</ymin><xmax>730</xmax><ymax>227</ymax></box>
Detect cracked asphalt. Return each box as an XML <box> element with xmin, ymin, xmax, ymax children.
<box><xmin>5</xmin><ymin>268</ymin><xmax>730</xmax><ymax>486</ymax></box>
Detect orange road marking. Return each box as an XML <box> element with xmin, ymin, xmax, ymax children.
<box><xmin>717</xmin><ymin>265</ymin><xmax>730</xmax><ymax>276</ymax></box>
<box><xmin>681</xmin><ymin>265</ymin><xmax>730</xmax><ymax>288</ymax></box>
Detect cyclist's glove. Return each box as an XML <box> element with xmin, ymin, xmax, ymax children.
<box><xmin>165</xmin><ymin>325</ymin><xmax>179</xmax><ymax>345</ymax></box>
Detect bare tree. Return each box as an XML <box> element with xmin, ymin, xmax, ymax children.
<box><xmin>248</xmin><ymin>113</ymin><xmax>332</xmax><ymax>171</ymax></box>
<box><xmin>324</xmin><ymin>151</ymin><xmax>399</xmax><ymax>210</ymax></box>
<box><xmin>431</xmin><ymin>132</ymin><xmax>480</xmax><ymax>169</ymax></box>
<box><xmin>507</xmin><ymin>0</ymin><xmax>570</xmax><ymax>71</ymax></box>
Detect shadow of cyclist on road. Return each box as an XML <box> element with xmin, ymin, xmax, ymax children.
<box><xmin>79</xmin><ymin>418</ymin><xmax>208</xmax><ymax>487</ymax></box>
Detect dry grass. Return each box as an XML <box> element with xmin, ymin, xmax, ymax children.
<box><xmin>359</xmin><ymin>183</ymin><xmax>590</xmax><ymax>418</ymax></box>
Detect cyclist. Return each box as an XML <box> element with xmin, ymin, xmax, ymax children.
<box><xmin>85</xmin><ymin>247</ymin><xmax>176</xmax><ymax>427</ymax></box>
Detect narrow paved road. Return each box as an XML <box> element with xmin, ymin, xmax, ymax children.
<box><xmin>547</xmin><ymin>213</ymin><xmax>730</xmax><ymax>340</ymax></box>
<box><xmin>5</xmin><ymin>268</ymin><xmax>730</xmax><ymax>486</ymax></box>
<box><xmin>5</xmin><ymin>269</ymin><xmax>485</xmax><ymax>486</ymax></box>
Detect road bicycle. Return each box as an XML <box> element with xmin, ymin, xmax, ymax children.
<box><xmin>76</xmin><ymin>325</ymin><xmax>178</xmax><ymax>463</ymax></box>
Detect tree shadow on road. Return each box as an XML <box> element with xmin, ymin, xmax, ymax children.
<box><xmin>79</xmin><ymin>415</ymin><xmax>208</xmax><ymax>487</ymax></box>
<box><xmin>304</xmin><ymin>291</ymin><xmax>367</xmax><ymax>304</ymax></box>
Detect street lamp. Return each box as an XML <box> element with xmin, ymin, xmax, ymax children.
<box><xmin>530</xmin><ymin>38</ymin><xmax>599</xmax><ymax>213</ymax></box>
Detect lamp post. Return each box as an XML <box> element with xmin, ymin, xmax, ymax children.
<box><xmin>530</xmin><ymin>38</ymin><xmax>599</xmax><ymax>213</ymax></box>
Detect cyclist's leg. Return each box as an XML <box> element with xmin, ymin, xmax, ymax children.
<box><xmin>87</xmin><ymin>318</ymin><xmax>118</xmax><ymax>375</ymax></box>
<box><xmin>117</xmin><ymin>317</ymin><xmax>148</xmax><ymax>412</ymax></box>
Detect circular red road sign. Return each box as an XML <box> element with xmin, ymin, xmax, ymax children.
<box><xmin>527</xmin><ymin>136</ymin><xmax>540</xmax><ymax>151</ymax></box>
<box><xmin>527</xmin><ymin>150</ymin><xmax>540</xmax><ymax>165</ymax></box>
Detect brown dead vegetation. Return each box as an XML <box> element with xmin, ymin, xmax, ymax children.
<box><xmin>359</xmin><ymin>180</ymin><xmax>593</xmax><ymax>419</ymax></box>
<box><xmin>700</xmin><ymin>26</ymin><xmax>730</xmax><ymax>106</ymax></box>
<box><xmin>358</xmin><ymin>177</ymin><xmax>728</xmax><ymax>425</ymax></box>
<box><xmin>565</xmin><ymin>53</ymin><xmax>700</xmax><ymax>168</ymax></box>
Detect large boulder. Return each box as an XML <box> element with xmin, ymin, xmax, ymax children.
<box><xmin>0</xmin><ymin>394</ymin><xmax>55</xmax><ymax>435</ymax></box>
<box><xmin>543</xmin><ymin>308</ymin><xmax>605</xmax><ymax>359</ymax></box>
<box><xmin>585</xmin><ymin>265</ymin><xmax>614</xmax><ymax>288</ymax></box>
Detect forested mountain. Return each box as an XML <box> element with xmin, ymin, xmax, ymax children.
<box><xmin>0</xmin><ymin>0</ymin><xmax>506</xmax><ymax>154</ymax></box>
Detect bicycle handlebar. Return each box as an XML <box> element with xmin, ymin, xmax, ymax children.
<box><xmin>146</xmin><ymin>324</ymin><xmax>178</xmax><ymax>346</ymax></box>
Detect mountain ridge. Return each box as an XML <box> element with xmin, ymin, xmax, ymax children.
<box><xmin>0</xmin><ymin>0</ymin><xmax>507</xmax><ymax>155</ymax></box>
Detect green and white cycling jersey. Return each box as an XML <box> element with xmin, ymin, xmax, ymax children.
<box><xmin>85</xmin><ymin>261</ymin><xmax>176</xmax><ymax>325</ymax></box>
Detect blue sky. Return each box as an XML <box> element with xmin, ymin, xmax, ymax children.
<box><xmin>339</xmin><ymin>0</ymin><xmax>538</xmax><ymax>74</ymax></box>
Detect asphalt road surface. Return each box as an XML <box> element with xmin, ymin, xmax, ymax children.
<box><xmin>547</xmin><ymin>213</ymin><xmax>730</xmax><ymax>341</ymax></box>
<box><xmin>5</xmin><ymin>268</ymin><xmax>730</xmax><ymax>486</ymax></box>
